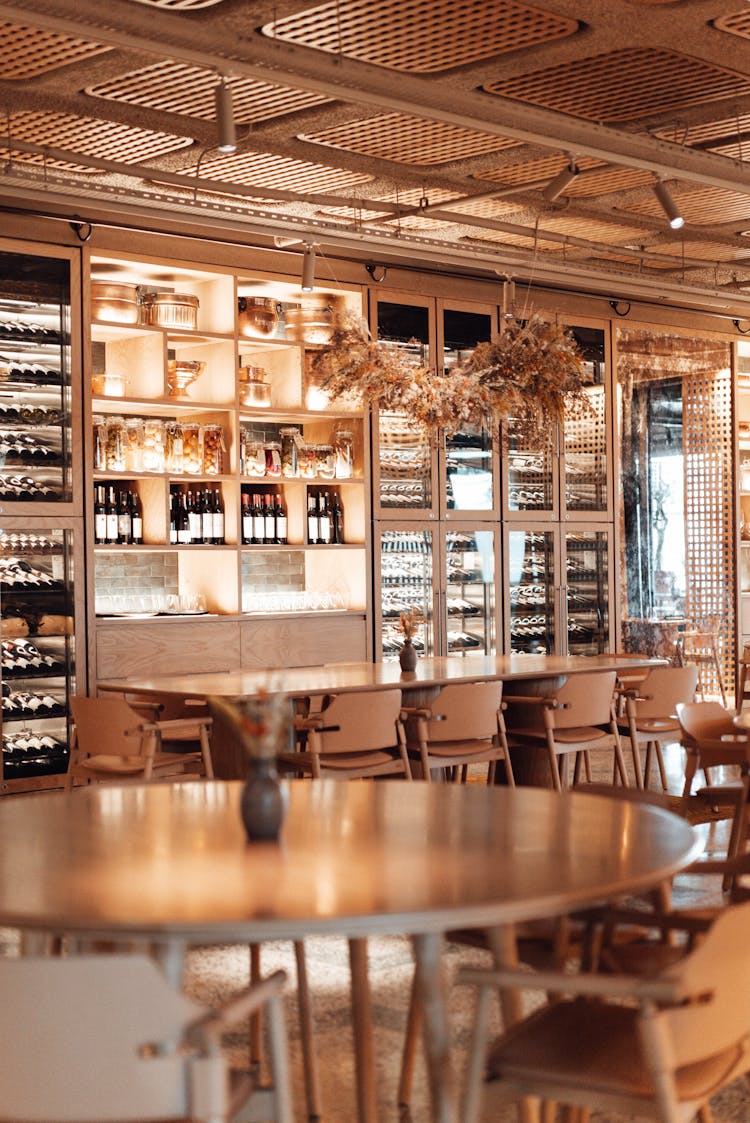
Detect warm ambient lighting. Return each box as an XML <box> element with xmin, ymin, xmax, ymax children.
<box><xmin>215</xmin><ymin>79</ymin><xmax>237</xmax><ymax>154</ymax></box>
<box><xmin>301</xmin><ymin>243</ymin><xmax>316</xmax><ymax>292</ymax></box>
<box><xmin>653</xmin><ymin>180</ymin><xmax>685</xmax><ymax>230</ymax></box>
<box><xmin>543</xmin><ymin>161</ymin><xmax>579</xmax><ymax>203</ymax></box>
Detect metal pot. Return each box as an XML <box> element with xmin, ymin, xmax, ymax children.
<box><xmin>91</xmin><ymin>281</ymin><xmax>139</xmax><ymax>324</ymax></box>
<box><xmin>238</xmin><ymin>296</ymin><xmax>279</xmax><ymax>339</ymax></box>
<box><xmin>140</xmin><ymin>292</ymin><xmax>199</xmax><ymax>330</ymax></box>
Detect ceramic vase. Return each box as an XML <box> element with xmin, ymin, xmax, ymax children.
<box><xmin>240</xmin><ymin>756</ymin><xmax>288</xmax><ymax>842</ymax></box>
<box><xmin>399</xmin><ymin>639</ymin><xmax>418</xmax><ymax>672</ymax></box>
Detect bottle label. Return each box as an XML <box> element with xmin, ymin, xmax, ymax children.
<box><xmin>212</xmin><ymin>513</ymin><xmax>224</xmax><ymax>542</ymax></box>
<box><xmin>106</xmin><ymin>513</ymin><xmax>118</xmax><ymax>541</ymax></box>
<box><xmin>202</xmin><ymin>513</ymin><xmax>213</xmax><ymax>540</ymax></box>
<box><xmin>265</xmin><ymin>513</ymin><xmax>275</xmax><ymax>539</ymax></box>
<box><xmin>95</xmin><ymin>513</ymin><xmax>107</xmax><ymax>541</ymax></box>
<box><xmin>253</xmin><ymin>514</ymin><xmax>265</xmax><ymax>540</ymax></box>
<box><xmin>276</xmin><ymin>514</ymin><xmax>287</xmax><ymax>540</ymax></box>
<box><xmin>308</xmin><ymin>515</ymin><xmax>318</xmax><ymax>542</ymax></box>
<box><xmin>132</xmin><ymin>516</ymin><xmax>143</xmax><ymax>541</ymax></box>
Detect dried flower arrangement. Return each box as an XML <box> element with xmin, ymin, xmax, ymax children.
<box><xmin>208</xmin><ymin>689</ymin><xmax>289</xmax><ymax>759</ymax></box>
<box><xmin>399</xmin><ymin>609</ymin><xmax>421</xmax><ymax>642</ymax></box>
<box><xmin>311</xmin><ymin>309</ymin><xmax>591</xmax><ymax>445</ymax></box>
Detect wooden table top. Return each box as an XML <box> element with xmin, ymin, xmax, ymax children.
<box><xmin>0</xmin><ymin>781</ymin><xmax>701</xmax><ymax>944</ymax></box>
<box><xmin>97</xmin><ymin>653</ymin><xmax>663</xmax><ymax>702</ymax></box>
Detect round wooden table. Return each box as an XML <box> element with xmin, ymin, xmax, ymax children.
<box><xmin>0</xmin><ymin>781</ymin><xmax>701</xmax><ymax>1123</ymax></box>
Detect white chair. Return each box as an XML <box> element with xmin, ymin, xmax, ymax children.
<box><xmin>0</xmin><ymin>954</ymin><xmax>292</xmax><ymax>1123</ymax></box>
<box><xmin>459</xmin><ymin>900</ymin><xmax>750</xmax><ymax>1123</ymax></box>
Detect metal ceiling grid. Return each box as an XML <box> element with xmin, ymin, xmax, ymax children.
<box><xmin>299</xmin><ymin>113</ymin><xmax>520</xmax><ymax>165</ymax></box>
<box><xmin>624</xmin><ymin>186</ymin><xmax>750</xmax><ymax>226</ymax></box>
<box><xmin>126</xmin><ymin>0</ymin><xmax>225</xmax><ymax>8</ymax></box>
<box><xmin>179</xmin><ymin>150</ymin><xmax>372</xmax><ymax>194</ymax></box>
<box><xmin>483</xmin><ymin>48</ymin><xmax>750</xmax><ymax>123</ymax></box>
<box><xmin>0</xmin><ymin>20</ymin><xmax>109</xmax><ymax>78</ymax></box>
<box><xmin>86</xmin><ymin>60</ymin><xmax>330</xmax><ymax>124</ymax></box>
<box><xmin>712</xmin><ymin>10</ymin><xmax>750</xmax><ymax>39</ymax></box>
<box><xmin>260</xmin><ymin>0</ymin><xmax>578</xmax><ymax>73</ymax></box>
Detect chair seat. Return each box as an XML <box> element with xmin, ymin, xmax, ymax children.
<box><xmin>408</xmin><ymin>739</ymin><xmax>497</xmax><ymax>761</ymax></box>
<box><xmin>76</xmin><ymin>754</ymin><xmax>152</xmax><ymax>775</ymax></box>
<box><xmin>279</xmin><ymin>748</ymin><xmax>405</xmax><ymax>776</ymax></box>
<box><xmin>619</xmin><ymin>717</ymin><xmax>679</xmax><ymax>736</ymax></box>
<box><xmin>487</xmin><ymin>997</ymin><xmax>750</xmax><ymax>1104</ymax></box>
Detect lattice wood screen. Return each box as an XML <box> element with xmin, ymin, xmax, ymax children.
<box><xmin>683</xmin><ymin>364</ymin><xmax>735</xmax><ymax>697</ymax></box>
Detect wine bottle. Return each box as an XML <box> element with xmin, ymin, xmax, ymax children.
<box><xmin>105</xmin><ymin>486</ymin><xmax>119</xmax><ymax>545</ymax></box>
<box><xmin>201</xmin><ymin>487</ymin><xmax>214</xmax><ymax>544</ymax></box>
<box><xmin>193</xmin><ymin>489</ymin><xmax>205</xmax><ymax>545</ymax></box>
<box><xmin>318</xmin><ymin>491</ymin><xmax>332</xmax><ymax>545</ymax></box>
<box><xmin>331</xmin><ymin>491</ymin><xmax>344</xmax><ymax>545</ymax></box>
<box><xmin>241</xmin><ymin>492</ymin><xmax>253</xmax><ymax>544</ymax></box>
<box><xmin>252</xmin><ymin>493</ymin><xmax>265</xmax><ymax>545</ymax></box>
<box><xmin>264</xmin><ymin>493</ymin><xmax>277</xmax><ymax>544</ymax></box>
<box><xmin>169</xmin><ymin>489</ymin><xmax>178</xmax><ymax>545</ymax></box>
<box><xmin>187</xmin><ymin>490</ymin><xmax>201</xmax><ymax>544</ymax></box>
<box><xmin>94</xmin><ymin>486</ymin><xmax>107</xmax><ymax>544</ymax></box>
<box><xmin>307</xmin><ymin>492</ymin><xmax>319</xmax><ymax>545</ymax></box>
<box><xmin>211</xmin><ymin>488</ymin><xmax>225</xmax><ymax>545</ymax></box>
<box><xmin>117</xmin><ymin>489</ymin><xmax>132</xmax><ymax>545</ymax></box>
<box><xmin>130</xmin><ymin>490</ymin><xmax>143</xmax><ymax>545</ymax></box>
<box><xmin>177</xmin><ymin>492</ymin><xmax>191</xmax><ymax>545</ymax></box>
<box><xmin>275</xmin><ymin>492</ymin><xmax>288</xmax><ymax>545</ymax></box>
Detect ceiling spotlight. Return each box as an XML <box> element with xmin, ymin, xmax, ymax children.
<box><xmin>215</xmin><ymin>79</ymin><xmax>237</xmax><ymax>154</ymax></box>
<box><xmin>543</xmin><ymin>161</ymin><xmax>579</xmax><ymax>203</ymax></box>
<box><xmin>301</xmin><ymin>243</ymin><xmax>316</xmax><ymax>293</ymax></box>
<box><xmin>653</xmin><ymin>180</ymin><xmax>684</xmax><ymax>230</ymax></box>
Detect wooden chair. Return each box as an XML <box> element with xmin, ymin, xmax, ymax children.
<box><xmin>676</xmin><ymin>700</ymin><xmax>750</xmax><ymax>890</ymax></box>
<box><xmin>278</xmin><ymin>687</ymin><xmax>411</xmax><ymax>779</ymax></box>
<box><xmin>504</xmin><ymin>670</ymin><xmax>628</xmax><ymax>790</ymax></box>
<box><xmin>459</xmin><ymin>900</ymin><xmax>750</xmax><ymax>1123</ymax></box>
<box><xmin>401</xmin><ymin>680</ymin><xmax>514</xmax><ymax>783</ymax></box>
<box><xmin>675</xmin><ymin>621</ymin><xmax>726</xmax><ymax>706</ymax></box>
<box><xmin>65</xmin><ymin>695</ymin><xmax>214</xmax><ymax>789</ymax></box>
<box><xmin>735</xmin><ymin>642</ymin><xmax>750</xmax><ymax>714</ymax></box>
<box><xmin>0</xmin><ymin>954</ymin><xmax>292</xmax><ymax>1123</ymax></box>
<box><xmin>617</xmin><ymin>664</ymin><xmax>699</xmax><ymax>790</ymax></box>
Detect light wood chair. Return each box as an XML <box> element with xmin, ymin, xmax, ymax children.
<box><xmin>675</xmin><ymin>621</ymin><xmax>727</xmax><ymax>706</ymax></box>
<box><xmin>459</xmin><ymin>900</ymin><xmax>750</xmax><ymax>1123</ymax></box>
<box><xmin>504</xmin><ymin>670</ymin><xmax>628</xmax><ymax>790</ymax></box>
<box><xmin>735</xmin><ymin>642</ymin><xmax>750</xmax><ymax>714</ymax></box>
<box><xmin>0</xmin><ymin>954</ymin><xmax>292</xmax><ymax>1123</ymax></box>
<box><xmin>65</xmin><ymin>695</ymin><xmax>214</xmax><ymax>789</ymax></box>
<box><xmin>617</xmin><ymin>664</ymin><xmax>699</xmax><ymax>790</ymax></box>
<box><xmin>401</xmin><ymin>680</ymin><xmax>514</xmax><ymax>783</ymax></box>
<box><xmin>278</xmin><ymin>687</ymin><xmax>411</xmax><ymax>779</ymax></box>
<box><xmin>677</xmin><ymin>700</ymin><xmax>750</xmax><ymax>890</ymax></box>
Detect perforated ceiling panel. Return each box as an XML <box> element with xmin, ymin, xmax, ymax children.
<box><xmin>181</xmin><ymin>151</ymin><xmax>371</xmax><ymax>194</ymax></box>
<box><xmin>649</xmin><ymin>241</ymin><xmax>750</xmax><ymax>262</ymax></box>
<box><xmin>625</xmin><ymin>186</ymin><xmax>750</xmax><ymax>226</ymax></box>
<box><xmin>0</xmin><ymin>21</ymin><xmax>110</xmax><ymax>79</ymax></box>
<box><xmin>300</xmin><ymin>114</ymin><xmax>519</xmax><ymax>165</ymax></box>
<box><xmin>483</xmin><ymin>48</ymin><xmax>750</xmax><ymax>122</ymax></box>
<box><xmin>653</xmin><ymin>115</ymin><xmax>750</xmax><ymax>161</ymax></box>
<box><xmin>474</xmin><ymin>155</ymin><xmax>653</xmax><ymax>197</ymax></box>
<box><xmin>0</xmin><ymin>111</ymin><xmax>192</xmax><ymax>171</ymax></box>
<box><xmin>461</xmin><ymin>228</ymin><xmax>562</xmax><ymax>252</ymax></box>
<box><xmin>261</xmin><ymin>0</ymin><xmax>578</xmax><ymax>73</ymax></box>
<box><xmin>87</xmin><ymin>61</ymin><xmax>330</xmax><ymax>123</ymax></box>
<box><xmin>126</xmin><ymin>0</ymin><xmax>225</xmax><ymax>8</ymax></box>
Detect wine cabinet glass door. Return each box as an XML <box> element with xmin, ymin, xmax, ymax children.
<box><xmin>564</xmin><ymin>526</ymin><xmax>613</xmax><ymax>655</ymax></box>
<box><xmin>443</xmin><ymin>525</ymin><xmax>499</xmax><ymax>656</ymax></box>
<box><xmin>505</xmin><ymin>526</ymin><xmax>559</xmax><ymax>655</ymax></box>
<box><xmin>374</xmin><ymin>526</ymin><xmax>436</xmax><ymax>661</ymax></box>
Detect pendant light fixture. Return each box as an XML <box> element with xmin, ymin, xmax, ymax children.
<box><xmin>543</xmin><ymin>160</ymin><xmax>579</xmax><ymax>203</ymax></box>
<box><xmin>301</xmin><ymin>243</ymin><xmax>316</xmax><ymax>292</ymax></box>
<box><xmin>653</xmin><ymin>180</ymin><xmax>685</xmax><ymax>229</ymax></box>
<box><xmin>215</xmin><ymin>79</ymin><xmax>237</xmax><ymax>154</ymax></box>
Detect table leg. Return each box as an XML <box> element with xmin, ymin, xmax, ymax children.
<box><xmin>348</xmin><ymin>937</ymin><xmax>378</xmax><ymax>1123</ymax></box>
<box><xmin>411</xmin><ymin>930</ymin><xmax>458</xmax><ymax>1123</ymax></box>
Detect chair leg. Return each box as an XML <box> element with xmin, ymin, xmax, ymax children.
<box><xmin>249</xmin><ymin>943</ymin><xmax>264</xmax><ymax>1070</ymax></box>
<box><xmin>652</xmin><ymin>740</ymin><xmax>668</xmax><ymax>791</ymax></box>
<box><xmin>294</xmin><ymin>940</ymin><xmax>323</xmax><ymax>1121</ymax></box>
<box><xmin>398</xmin><ymin>971</ymin><xmax>422</xmax><ymax>1108</ymax></box>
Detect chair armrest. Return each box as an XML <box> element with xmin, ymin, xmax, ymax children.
<box><xmin>186</xmin><ymin>970</ymin><xmax>288</xmax><ymax>1051</ymax></box>
<box><xmin>143</xmin><ymin>716</ymin><xmax>213</xmax><ymax>733</ymax></box>
<box><xmin>457</xmin><ymin>963</ymin><xmax>682</xmax><ymax>1004</ymax></box>
<box><xmin>503</xmin><ymin>694</ymin><xmax>567</xmax><ymax>709</ymax></box>
<box><xmin>400</xmin><ymin>705</ymin><xmax>433</xmax><ymax>718</ymax></box>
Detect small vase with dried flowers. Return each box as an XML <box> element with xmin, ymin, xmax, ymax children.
<box><xmin>399</xmin><ymin>609</ymin><xmax>421</xmax><ymax>672</ymax></box>
<box><xmin>208</xmin><ymin>689</ymin><xmax>290</xmax><ymax>842</ymax></box>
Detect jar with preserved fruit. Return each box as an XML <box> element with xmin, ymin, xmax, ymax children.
<box><xmin>334</xmin><ymin>429</ymin><xmax>354</xmax><ymax>479</ymax></box>
<box><xmin>105</xmin><ymin>416</ymin><xmax>126</xmax><ymax>472</ymax></box>
<box><xmin>280</xmin><ymin>426</ymin><xmax>302</xmax><ymax>478</ymax></box>
<box><xmin>264</xmin><ymin>441</ymin><xmax>282</xmax><ymax>478</ymax></box>
<box><xmin>299</xmin><ymin>443</ymin><xmax>317</xmax><ymax>479</ymax></box>
<box><xmin>93</xmin><ymin>415</ymin><xmax>107</xmax><ymax>471</ymax></box>
<box><xmin>142</xmin><ymin>419</ymin><xmax>165</xmax><ymax>472</ymax></box>
<box><xmin>202</xmin><ymin>424</ymin><xmax>225</xmax><ymax>476</ymax></box>
<box><xmin>182</xmin><ymin>423</ymin><xmax>202</xmax><ymax>474</ymax></box>
<box><xmin>315</xmin><ymin>443</ymin><xmax>336</xmax><ymax>480</ymax></box>
<box><xmin>124</xmin><ymin>417</ymin><xmax>144</xmax><ymax>472</ymax></box>
<box><xmin>242</xmin><ymin>433</ymin><xmax>266</xmax><ymax>478</ymax></box>
<box><xmin>165</xmin><ymin>421</ymin><xmax>184</xmax><ymax>474</ymax></box>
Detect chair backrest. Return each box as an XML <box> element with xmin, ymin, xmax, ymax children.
<box><xmin>661</xmin><ymin>900</ymin><xmax>750</xmax><ymax>1069</ymax></box>
<box><xmin>0</xmin><ymin>955</ymin><xmax>203</xmax><ymax>1121</ymax></box>
<box><xmin>314</xmin><ymin>688</ymin><xmax>404</xmax><ymax>755</ymax></box>
<box><xmin>675</xmin><ymin>700</ymin><xmax>737</xmax><ymax>745</ymax></box>
<box><xmin>548</xmin><ymin>670</ymin><xmax>617</xmax><ymax>730</ymax></box>
<box><xmin>631</xmin><ymin>664</ymin><xmax>699</xmax><ymax>719</ymax></box>
<box><xmin>70</xmin><ymin>695</ymin><xmax>151</xmax><ymax>759</ymax></box>
<box><xmin>420</xmin><ymin>681</ymin><xmax>503</xmax><ymax>742</ymax></box>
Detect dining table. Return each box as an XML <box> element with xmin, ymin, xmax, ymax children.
<box><xmin>0</xmin><ymin>779</ymin><xmax>701</xmax><ymax>1123</ymax></box>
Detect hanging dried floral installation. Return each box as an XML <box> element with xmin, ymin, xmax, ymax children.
<box><xmin>309</xmin><ymin>310</ymin><xmax>591</xmax><ymax>443</ymax></box>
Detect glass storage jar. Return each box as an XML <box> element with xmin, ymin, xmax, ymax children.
<box><xmin>280</xmin><ymin>426</ymin><xmax>302</xmax><ymax>478</ymax></box>
<box><xmin>105</xmin><ymin>416</ymin><xmax>126</xmax><ymax>472</ymax></box>
<box><xmin>238</xmin><ymin>296</ymin><xmax>279</xmax><ymax>340</ymax></box>
<box><xmin>242</xmin><ymin>432</ymin><xmax>266</xmax><ymax>477</ymax></box>
<box><xmin>334</xmin><ymin>429</ymin><xmax>354</xmax><ymax>478</ymax></box>
<box><xmin>264</xmin><ymin>441</ymin><xmax>282</xmax><ymax>478</ymax></box>
<box><xmin>315</xmin><ymin>443</ymin><xmax>336</xmax><ymax>480</ymax></box>
<box><xmin>182</xmin><ymin>423</ymin><xmax>202</xmax><ymax>474</ymax></box>
<box><xmin>93</xmin><ymin>415</ymin><xmax>107</xmax><ymax>471</ymax></box>
<box><xmin>165</xmin><ymin>421</ymin><xmax>185</xmax><ymax>474</ymax></box>
<box><xmin>202</xmin><ymin>424</ymin><xmax>225</xmax><ymax>476</ymax></box>
<box><xmin>142</xmin><ymin>419</ymin><xmax>165</xmax><ymax>472</ymax></box>
<box><xmin>299</xmin><ymin>443</ymin><xmax>317</xmax><ymax>479</ymax></box>
<box><xmin>124</xmin><ymin>417</ymin><xmax>144</xmax><ymax>472</ymax></box>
